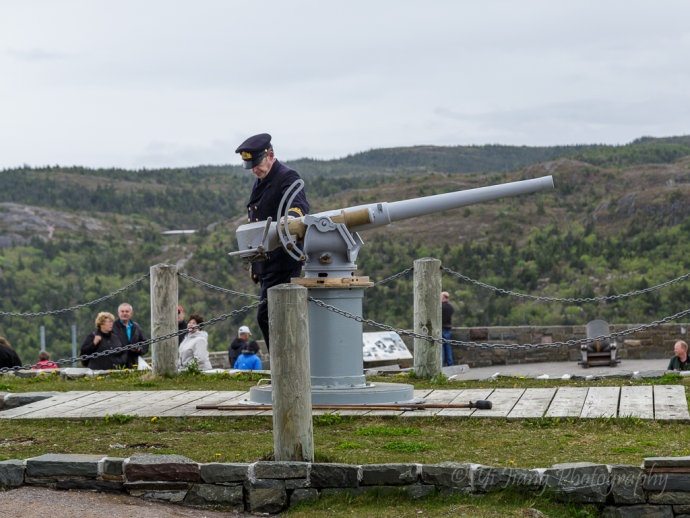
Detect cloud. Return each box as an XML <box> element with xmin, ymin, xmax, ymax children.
<box><xmin>1</xmin><ymin>0</ymin><xmax>690</xmax><ymax>169</ymax></box>
<box><xmin>5</xmin><ymin>47</ymin><xmax>69</xmax><ymax>62</ymax></box>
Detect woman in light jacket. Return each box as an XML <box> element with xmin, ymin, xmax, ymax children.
<box><xmin>178</xmin><ymin>313</ymin><xmax>212</xmax><ymax>371</ymax></box>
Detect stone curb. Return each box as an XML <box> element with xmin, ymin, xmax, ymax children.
<box><xmin>2</xmin><ymin>454</ymin><xmax>690</xmax><ymax>514</ymax></box>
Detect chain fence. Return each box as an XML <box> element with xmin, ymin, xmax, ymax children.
<box><xmin>371</xmin><ymin>266</ymin><xmax>414</xmax><ymax>286</ymax></box>
<box><xmin>3</xmin><ymin>264</ymin><xmax>690</xmax><ymax>370</ymax></box>
<box><xmin>442</xmin><ymin>266</ymin><xmax>690</xmax><ymax>304</ymax></box>
<box><xmin>308</xmin><ymin>295</ymin><xmax>690</xmax><ymax>351</ymax></box>
<box><xmin>0</xmin><ymin>300</ymin><xmax>261</xmax><ymax>375</ymax></box>
<box><xmin>0</xmin><ymin>274</ymin><xmax>150</xmax><ymax>318</ymax></box>
<box><xmin>178</xmin><ymin>272</ymin><xmax>261</xmax><ymax>299</ymax></box>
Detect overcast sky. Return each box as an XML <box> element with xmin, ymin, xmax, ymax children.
<box><xmin>1</xmin><ymin>0</ymin><xmax>689</xmax><ymax>170</ymax></box>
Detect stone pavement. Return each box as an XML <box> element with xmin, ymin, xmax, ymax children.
<box><xmin>440</xmin><ymin>358</ymin><xmax>674</xmax><ymax>381</ymax></box>
<box><xmin>1</xmin><ymin>359</ymin><xmax>688</xmax><ymax>421</ymax></box>
<box><xmin>0</xmin><ymin>486</ymin><xmax>235</xmax><ymax>518</ymax></box>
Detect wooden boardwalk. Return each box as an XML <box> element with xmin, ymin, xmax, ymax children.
<box><xmin>1</xmin><ymin>385</ymin><xmax>688</xmax><ymax>420</ymax></box>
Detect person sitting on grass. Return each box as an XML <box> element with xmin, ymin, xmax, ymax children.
<box><xmin>233</xmin><ymin>340</ymin><xmax>262</xmax><ymax>371</ymax></box>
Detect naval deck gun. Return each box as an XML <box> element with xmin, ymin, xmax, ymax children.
<box><xmin>232</xmin><ymin>175</ymin><xmax>555</xmax><ymax>405</ymax></box>
<box><xmin>232</xmin><ymin>175</ymin><xmax>554</xmax><ymax>279</ymax></box>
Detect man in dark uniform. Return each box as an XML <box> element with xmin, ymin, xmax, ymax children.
<box><xmin>235</xmin><ymin>133</ymin><xmax>309</xmax><ymax>350</ymax></box>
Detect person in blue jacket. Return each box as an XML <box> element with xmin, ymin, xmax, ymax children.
<box><xmin>233</xmin><ymin>340</ymin><xmax>263</xmax><ymax>370</ymax></box>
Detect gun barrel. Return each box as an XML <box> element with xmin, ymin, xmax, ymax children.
<box><xmin>388</xmin><ymin>175</ymin><xmax>553</xmax><ymax>222</ymax></box>
<box><xmin>235</xmin><ymin>175</ymin><xmax>554</xmax><ymax>260</ymax></box>
<box><xmin>338</xmin><ymin>175</ymin><xmax>554</xmax><ymax>231</ymax></box>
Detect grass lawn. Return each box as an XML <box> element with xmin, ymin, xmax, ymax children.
<box><xmin>1</xmin><ymin>370</ymin><xmax>688</xmax><ymax>517</ymax></box>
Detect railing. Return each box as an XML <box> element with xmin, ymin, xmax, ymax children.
<box><xmin>2</xmin><ymin>261</ymin><xmax>689</xmax><ymax>375</ymax></box>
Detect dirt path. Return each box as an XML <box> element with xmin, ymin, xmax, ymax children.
<box><xmin>0</xmin><ymin>486</ymin><xmax>250</xmax><ymax>517</ymax></box>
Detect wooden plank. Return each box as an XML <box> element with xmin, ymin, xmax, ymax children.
<box><xmin>0</xmin><ymin>386</ymin><xmax>678</xmax><ymax>420</ymax></box>
<box><xmin>68</xmin><ymin>390</ymin><xmax>193</xmax><ymax>418</ymax></box>
<box><xmin>545</xmin><ymin>387</ymin><xmax>588</xmax><ymax>418</ymax></box>
<box><xmin>57</xmin><ymin>392</ymin><xmax>130</xmax><ymax>418</ymax></box>
<box><xmin>59</xmin><ymin>391</ymin><xmax>145</xmax><ymax>418</ymax></box>
<box><xmin>156</xmin><ymin>391</ymin><xmax>225</xmax><ymax>417</ymax></box>
<box><xmin>312</xmin><ymin>390</ymin><xmax>438</xmax><ymax>418</ymax></box>
<box><xmin>581</xmin><ymin>387</ymin><xmax>620</xmax><ymax>418</ymax></box>
<box><xmin>414</xmin><ymin>389</ymin><xmax>434</xmax><ymax>400</ymax></box>
<box><xmin>61</xmin><ymin>391</ymin><xmax>159</xmax><ymax>418</ymax></box>
<box><xmin>402</xmin><ymin>389</ymin><xmax>464</xmax><ymax>417</ymax></box>
<box><xmin>508</xmin><ymin>388</ymin><xmax>557</xmax><ymax>418</ymax></box>
<box><xmin>0</xmin><ymin>391</ymin><xmax>97</xmax><ymax>419</ymax></box>
<box><xmin>292</xmin><ymin>276</ymin><xmax>372</xmax><ymax>288</ymax></box>
<box><xmin>438</xmin><ymin>389</ymin><xmax>494</xmax><ymax>417</ymax></box>
<box><xmin>319</xmin><ymin>408</ymin><xmax>369</xmax><ymax>416</ymax></box>
<box><xmin>654</xmin><ymin>385</ymin><xmax>690</xmax><ymax>420</ymax></box>
<box><xmin>377</xmin><ymin>389</ymin><xmax>437</xmax><ymax>417</ymax></box>
<box><xmin>312</xmin><ymin>392</ymin><xmax>438</xmax><ymax>417</ymax></box>
<box><xmin>474</xmin><ymin>388</ymin><xmax>524</xmax><ymax>417</ymax></box>
<box><xmin>21</xmin><ymin>391</ymin><xmax>121</xmax><ymax>419</ymax></box>
<box><xmin>188</xmin><ymin>392</ymin><xmax>259</xmax><ymax>417</ymax></box>
<box><xmin>119</xmin><ymin>390</ymin><xmax>192</xmax><ymax>417</ymax></box>
<box><xmin>619</xmin><ymin>385</ymin><xmax>654</xmax><ymax>419</ymax></box>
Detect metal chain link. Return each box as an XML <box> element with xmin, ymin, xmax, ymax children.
<box><xmin>5</xmin><ymin>264</ymin><xmax>684</xmax><ymax>319</ymax></box>
<box><xmin>0</xmin><ymin>274</ymin><xmax>150</xmax><ymax>318</ymax></box>
<box><xmin>308</xmin><ymin>295</ymin><xmax>690</xmax><ymax>351</ymax></box>
<box><xmin>372</xmin><ymin>266</ymin><xmax>414</xmax><ymax>286</ymax></box>
<box><xmin>442</xmin><ymin>266</ymin><xmax>690</xmax><ymax>303</ymax></box>
<box><xmin>0</xmin><ymin>300</ymin><xmax>263</xmax><ymax>375</ymax></box>
<box><xmin>178</xmin><ymin>272</ymin><xmax>261</xmax><ymax>299</ymax></box>
<box><xmin>4</xmin><ymin>263</ymin><xmax>689</xmax><ymax>371</ymax></box>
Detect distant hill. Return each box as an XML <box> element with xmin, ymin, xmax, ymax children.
<box><xmin>2</xmin><ymin>135</ymin><xmax>690</xmax><ymax>364</ymax></box>
<box><xmin>291</xmin><ymin>135</ymin><xmax>690</xmax><ymax>176</ymax></box>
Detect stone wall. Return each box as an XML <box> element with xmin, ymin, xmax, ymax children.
<box><xmin>209</xmin><ymin>324</ymin><xmax>684</xmax><ymax>370</ymax></box>
<box><xmin>448</xmin><ymin>322</ymin><xmax>686</xmax><ymax>368</ymax></box>
<box><xmin>1</xmin><ymin>453</ymin><xmax>690</xmax><ymax>515</ymax></box>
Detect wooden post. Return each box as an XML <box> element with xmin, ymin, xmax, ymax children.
<box><xmin>413</xmin><ymin>257</ymin><xmax>442</xmax><ymax>378</ymax></box>
<box><xmin>150</xmin><ymin>264</ymin><xmax>179</xmax><ymax>376</ymax></box>
<box><xmin>269</xmin><ymin>283</ymin><xmax>313</xmax><ymax>462</ymax></box>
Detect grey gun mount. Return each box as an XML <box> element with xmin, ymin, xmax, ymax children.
<box><xmin>231</xmin><ymin>175</ymin><xmax>554</xmax><ymax>278</ymax></box>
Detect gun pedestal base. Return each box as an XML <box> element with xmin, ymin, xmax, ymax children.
<box><xmin>248</xmin><ymin>281</ymin><xmax>419</xmax><ymax>406</ymax></box>
<box><xmin>249</xmin><ymin>381</ymin><xmax>419</xmax><ymax>406</ymax></box>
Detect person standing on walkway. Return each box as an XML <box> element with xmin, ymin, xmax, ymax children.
<box><xmin>80</xmin><ymin>312</ymin><xmax>128</xmax><ymax>370</ymax></box>
<box><xmin>228</xmin><ymin>325</ymin><xmax>251</xmax><ymax>368</ymax></box>
<box><xmin>668</xmin><ymin>340</ymin><xmax>690</xmax><ymax>371</ymax></box>
<box><xmin>235</xmin><ymin>132</ymin><xmax>309</xmax><ymax>351</ymax></box>
<box><xmin>112</xmin><ymin>302</ymin><xmax>149</xmax><ymax>369</ymax></box>
<box><xmin>441</xmin><ymin>291</ymin><xmax>455</xmax><ymax>367</ymax></box>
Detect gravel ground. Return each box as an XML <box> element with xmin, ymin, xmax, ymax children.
<box><xmin>0</xmin><ymin>486</ymin><xmax>250</xmax><ymax>517</ymax></box>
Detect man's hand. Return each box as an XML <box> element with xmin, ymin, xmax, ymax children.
<box><xmin>248</xmin><ymin>263</ymin><xmax>259</xmax><ymax>284</ymax></box>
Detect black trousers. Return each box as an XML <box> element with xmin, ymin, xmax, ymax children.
<box><xmin>257</xmin><ymin>267</ymin><xmax>302</xmax><ymax>350</ymax></box>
